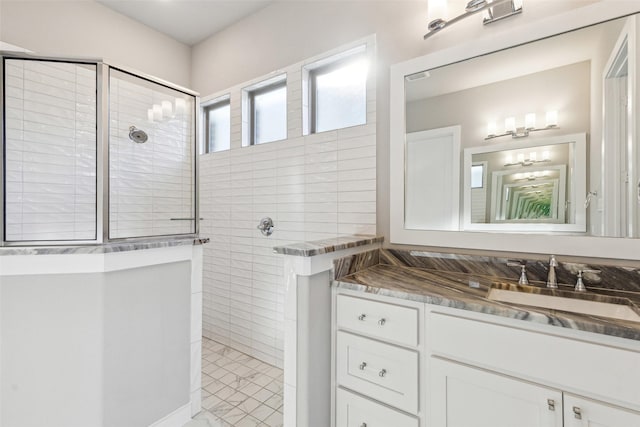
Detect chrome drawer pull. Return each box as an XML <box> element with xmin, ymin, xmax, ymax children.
<box><xmin>378</xmin><ymin>318</ymin><xmax>386</xmax><ymax>326</ymax></box>
<box><xmin>360</xmin><ymin>423</ymin><xmax>367</xmax><ymax>427</ymax></box>
<box><xmin>358</xmin><ymin>314</ymin><xmax>367</xmax><ymax>321</ymax></box>
<box><xmin>379</xmin><ymin>369</ymin><xmax>387</xmax><ymax>377</ymax></box>
<box><xmin>573</xmin><ymin>406</ymin><xmax>582</xmax><ymax>420</ymax></box>
<box><xmin>359</xmin><ymin>362</ymin><xmax>367</xmax><ymax>370</ymax></box>
<box><xmin>547</xmin><ymin>399</ymin><xmax>555</xmax><ymax>411</ymax></box>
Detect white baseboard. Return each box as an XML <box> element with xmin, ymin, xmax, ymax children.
<box><xmin>148</xmin><ymin>403</ymin><xmax>192</xmax><ymax>427</ymax></box>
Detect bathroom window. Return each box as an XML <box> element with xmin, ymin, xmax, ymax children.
<box><xmin>203</xmin><ymin>97</ymin><xmax>230</xmax><ymax>153</ymax></box>
<box><xmin>471</xmin><ymin>164</ymin><xmax>485</xmax><ymax>188</ymax></box>
<box><xmin>244</xmin><ymin>76</ymin><xmax>287</xmax><ymax>146</ymax></box>
<box><xmin>305</xmin><ymin>46</ymin><xmax>368</xmax><ymax>134</ymax></box>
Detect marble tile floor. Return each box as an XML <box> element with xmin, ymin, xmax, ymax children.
<box><xmin>185</xmin><ymin>337</ymin><xmax>284</xmax><ymax>427</ymax></box>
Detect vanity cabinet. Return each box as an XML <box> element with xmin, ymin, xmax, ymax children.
<box><xmin>334</xmin><ymin>294</ymin><xmax>423</xmax><ymax>426</ymax></box>
<box><xmin>429</xmin><ymin>358</ymin><xmax>563</xmax><ymax>427</ymax></box>
<box><xmin>332</xmin><ymin>288</ymin><xmax>640</xmax><ymax>427</ymax></box>
<box><xmin>429</xmin><ymin>358</ymin><xmax>640</xmax><ymax>427</ymax></box>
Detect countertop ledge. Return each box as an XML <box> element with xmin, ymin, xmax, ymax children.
<box><xmin>0</xmin><ymin>236</ymin><xmax>210</xmax><ymax>256</ymax></box>
<box><xmin>334</xmin><ymin>263</ymin><xmax>640</xmax><ymax>342</ymax></box>
<box><xmin>273</xmin><ymin>235</ymin><xmax>383</xmax><ymax>257</ymax></box>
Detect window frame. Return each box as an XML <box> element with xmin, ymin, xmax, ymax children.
<box><xmin>203</xmin><ymin>97</ymin><xmax>231</xmax><ymax>154</ymax></box>
<box><xmin>248</xmin><ymin>79</ymin><xmax>287</xmax><ymax>146</ymax></box>
<box><xmin>307</xmin><ymin>50</ymin><xmax>367</xmax><ymax>134</ymax></box>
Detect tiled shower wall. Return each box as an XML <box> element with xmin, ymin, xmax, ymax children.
<box><xmin>109</xmin><ymin>71</ymin><xmax>195</xmax><ymax>239</ymax></box>
<box><xmin>4</xmin><ymin>59</ymin><xmax>97</xmax><ymax>241</ymax></box>
<box><xmin>199</xmin><ymin>38</ymin><xmax>377</xmax><ymax>367</ymax></box>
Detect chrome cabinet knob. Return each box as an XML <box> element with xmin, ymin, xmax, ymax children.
<box><xmin>378</xmin><ymin>318</ymin><xmax>386</xmax><ymax>326</ymax></box>
<box><xmin>360</xmin><ymin>423</ymin><xmax>367</xmax><ymax>427</ymax></box>
<box><xmin>379</xmin><ymin>369</ymin><xmax>387</xmax><ymax>377</ymax></box>
<box><xmin>358</xmin><ymin>314</ymin><xmax>366</xmax><ymax>321</ymax></box>
<box><xmin>573</xmin><ymin>406</ymin><xmax>582</xmax><ymax>419</ymax></box>
<box><xmin>359</xmin><ymin>362</ymin><xmax>367</xmax><ymax>370</ymax></box>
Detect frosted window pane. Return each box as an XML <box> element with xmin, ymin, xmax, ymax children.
<box><xmin>108</xmin><ymin>69</ymin><xmax>195</xmax><ymax>239</ymax></box>
<box><xmin>206</xmin><ymin>102</ymin><xmax>230</xmax><ymax>152</ymax></box>
<box><xmin>315</xmin><ymin>58</ymin><xmax>367</xmax><ymax>133</ymax></box>
<box><xmin>254</xmin><ymin>85</ymin><xmax>286</xmax><ymax>144</ymax></box>
<box><xmin>471</xmin><ymin>165</ymin><xmax>484</xmax><ymax>188</ymax></box>
<box><xmin>3</xmin><ymin>59</ymin><xmax>97</xmax><ymax>241</ymax></box>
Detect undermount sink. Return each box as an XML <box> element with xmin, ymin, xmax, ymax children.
<box><xmin>487</xmin><ymin>282</ymin><xmax>640</xmax><ymax>323</ymax></box>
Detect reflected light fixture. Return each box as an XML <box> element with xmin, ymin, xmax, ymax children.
<box><xmin>424</xmin><ymin>0</ymin><xmax>523</xmax><ymax>40</ymax></box>
<box><xmin>486</xmin><ymin>111</ymin><xmax>560</xmax><ymax>140</ymax></box>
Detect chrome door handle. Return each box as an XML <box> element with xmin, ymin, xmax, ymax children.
<box><xmin>573</xmin><ymin>406</ymin><xmax>582</xmax><ymax>419</ymax></box>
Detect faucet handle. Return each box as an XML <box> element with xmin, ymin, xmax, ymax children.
<box><xmin>575</xmin><ymin>269</ymin><xmax>601</xmax><ymax>292</ymax></box>
<box><xmin>507</xmin><ymin>261</ymin><xmax>529</xmax><ymax>285</ymax></box>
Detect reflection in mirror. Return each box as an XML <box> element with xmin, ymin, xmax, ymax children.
<box><xmin>403</xmin><ymin>13</ymin><xmax>639</xmax><ymax>237</ymax></box>
<box><xmin>463</xmin><ymin>134</ymin><xmax>586</xmax><ymax>232</ymax></box>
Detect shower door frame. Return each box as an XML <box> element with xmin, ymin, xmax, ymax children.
<box><xmin>0</xmin><ymin>53</ymin><xmax>200</xmax><ymax>247</ymax></box>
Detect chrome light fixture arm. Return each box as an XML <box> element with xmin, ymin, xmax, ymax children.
<box><xmin>424</xmin><ymin>0</ymin><xmax>522</xmax><ymax>40</ymax></box>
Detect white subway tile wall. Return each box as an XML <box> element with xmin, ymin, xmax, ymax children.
<box><xmin>109</xmin><ymin>69</ymin><xmax>195</xmax><ymax>239</ymax></box>
<box><xmin>4</xmin><ymin>59</ymin><xmax>97</xmax><ymax>241</ymax></box>
<box><xmin>199</xmin><ymin>40</ymin><xmax>377</xmax><ymax>367</ymax></box>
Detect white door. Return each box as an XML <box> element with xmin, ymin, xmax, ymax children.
<box><xmin>429</xmin><ymin>358</ymin><xmax>562</xmax><ymax>427</ymax></box>
<box><xmin>564</xmin><ymin>393</ymin><xmax>640</xmax><ymax>427</ymax></box>
<box><xmin>405</xmin><ymin>126</ymin><xmax>461</xmax><ymax>231</ymax></box>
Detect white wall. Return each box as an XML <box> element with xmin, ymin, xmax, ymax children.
<box><xmin>191</xmin><ymin>0</ymin><xmax>606</xmax><ymax>242</ymax></box>
<box><xmin>199</xmin><ymin>39</ymin><xmax>377</xmax><ymax>366</ymax></box>
<box><xmin>0</xmin><ymin>0</ymin><xmax>191</xmax><ymax>87</ymax></box>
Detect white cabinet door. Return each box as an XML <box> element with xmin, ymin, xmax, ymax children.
<box><xmin>430</xmin><ymin>358</ymin><xmax>563</xmax><ymax>427</ymax></box>
<box><xmin>564</xmin><ymin>393</ymin><xmax>640</xmax><ymax>427</ymax></box>
<box><xmin>336</xmin><ymin>388</ymin><xmax>419</xmax><ymax>427</ymax></box>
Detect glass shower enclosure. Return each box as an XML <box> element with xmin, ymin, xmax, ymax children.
<box><xmin>0</xmin><ymin>53</ymin><xmax>199</xmax><ymax>245</ymax></box>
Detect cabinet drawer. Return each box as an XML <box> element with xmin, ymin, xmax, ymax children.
<box><xmin>337</xmin><ymin>294</ymin><xmax>419</xmax><ymax>347</ymax></box>
<box><xmin>336</xmin><ymin>387</ymin><xmax>419</xmax><ymax>427</ymax></box>
<box><xmin>337</xmin><ymin>331</ymin><xmax>419</xmax><ymax>414</ymax></box>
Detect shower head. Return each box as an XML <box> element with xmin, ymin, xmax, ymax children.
<box><xmin>129</xmin><ymin>126</ymin><xmax>148</xmax><ymax>144</ymax></box>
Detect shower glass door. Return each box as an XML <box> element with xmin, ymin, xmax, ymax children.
<box><xmin>108</xmin><ymin>68</ymin><xmax>196</xmax><ymax>239</ymax></box>
<box><xmin>2</xmin><ymin>58</ymin><xmax>97</xmax><ymax>242</ymax></box>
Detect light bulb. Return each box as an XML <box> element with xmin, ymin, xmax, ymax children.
<box><xmin>505</xmin><ymin>117</ymin><xmax>516</xmax><ymax>133</ymax></box>
<box><xmin>162</xmin><ymin>100</ymin><xmax>173</xmax><ymax>117</ymax></box>
<box><xmin>525</xmin><ymin>113</ymin><xmax>536</xmax><ymax>130</ymax></box>
<box><xmin>153</xmin><ymin>104</ymin><xmax>163</xmax><ymax>121</ymax></box>
<box><xmin>487</xmin><ymin>121</ymin><xmax>497</xmax><ymax>137</ymax></box>
<box><xmin>545</xmin><ymin>110</ymin><xmax>558</xmax><ymax>127</ymax></box>
<box><xmin>505</xmin><ymin>154</ymin><xmax>514</xmax><ymax>164</ymax></box>
<box><xmin>542</xmin><ymin>150</ymin><xmax>550</xmax><ymax>161</ymax></box>
<box><xmin>517</xmin><ymin>153</ymin><xmax>525</xmax><ymax>163</ymax></box>
<box><xmin>175</xmin><ymin>98</ymin><xmax>186</xmax><ymax>115</ymax></box>
<box><xmin>428</xmin><ymin>0</ymin><xmax>448</xmax><ymax>22</ymax></box>
<box><xmin>529</xmin><ymin>152</ymin><xmax>537</xmax><ymax>162</ymax></box>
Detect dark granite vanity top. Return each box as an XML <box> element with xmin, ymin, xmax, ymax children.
<box><xmin>334</xmin><ymin>249</ymin><xmax>640</xmax><ymax>342</ymax></box>
<box><xmin>0</xmin><ymin>236</ymin><xmax>209</xmax><ymax>256</ymax></box>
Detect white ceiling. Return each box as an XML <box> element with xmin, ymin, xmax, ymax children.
<box><xmin>97</xmin><ymin>0</ymin><xmax>272</xmax><ymax>46</ymax></box>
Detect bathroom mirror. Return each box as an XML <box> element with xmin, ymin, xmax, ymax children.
<box><xmin>389</xmin><ymin>3</ymin><xmax>640</xmax><ymax>259</ymax></box>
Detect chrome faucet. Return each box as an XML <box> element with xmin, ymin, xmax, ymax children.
<box><xmin>546</xmin><ymin>255</ymin><xmax>558</xmax><ymax>289</ymax></box>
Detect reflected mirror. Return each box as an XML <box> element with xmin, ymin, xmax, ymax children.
<box><xmin>404</xmin><ymin>12</ymin><xmax>639</xmax><ymax>238</ymax></box>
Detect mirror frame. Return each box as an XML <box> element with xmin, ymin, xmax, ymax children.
<box><xmin>390</xmin><ymin>2</ymin><xmax>640</xmax><ymax>260</ymax></box>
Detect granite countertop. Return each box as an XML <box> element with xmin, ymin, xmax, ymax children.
<box><xmin>273</xmin><ymin>235</ymin><xmax>383</xmax><ymax>257</ymax></box>
<box><xmin>0</xmin><ymin>236</ymin><xmax>210</xmax><ymax>256</ymax></box>
<box><xmin>335</xmin><ymin>263</ymin><xmax>640</xmax><ymax>342</ymax></box>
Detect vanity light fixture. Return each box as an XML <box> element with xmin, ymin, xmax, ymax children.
<box><xmin>504</xmin><ymin>151</ymin><xmax>551</xmax><ymax>167</ymax></box>
<box><xmin>513</xmin><ymin>171</ymin><xmax>551</xmax><ymax>181</ymax></box>
<box><xmin>486</xmin><ymin>111</ymin><xmax>560</xmax><ymax>140</ymax></box>
<box><xmin>147</xmin><ymin>98</ymin><xmax>187</xmax><ymax>124</ymax></box>
<box><xmin>424</xmin><ymin>0</ymin><xmax>522</xmax><ymax>40</ymax></box>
